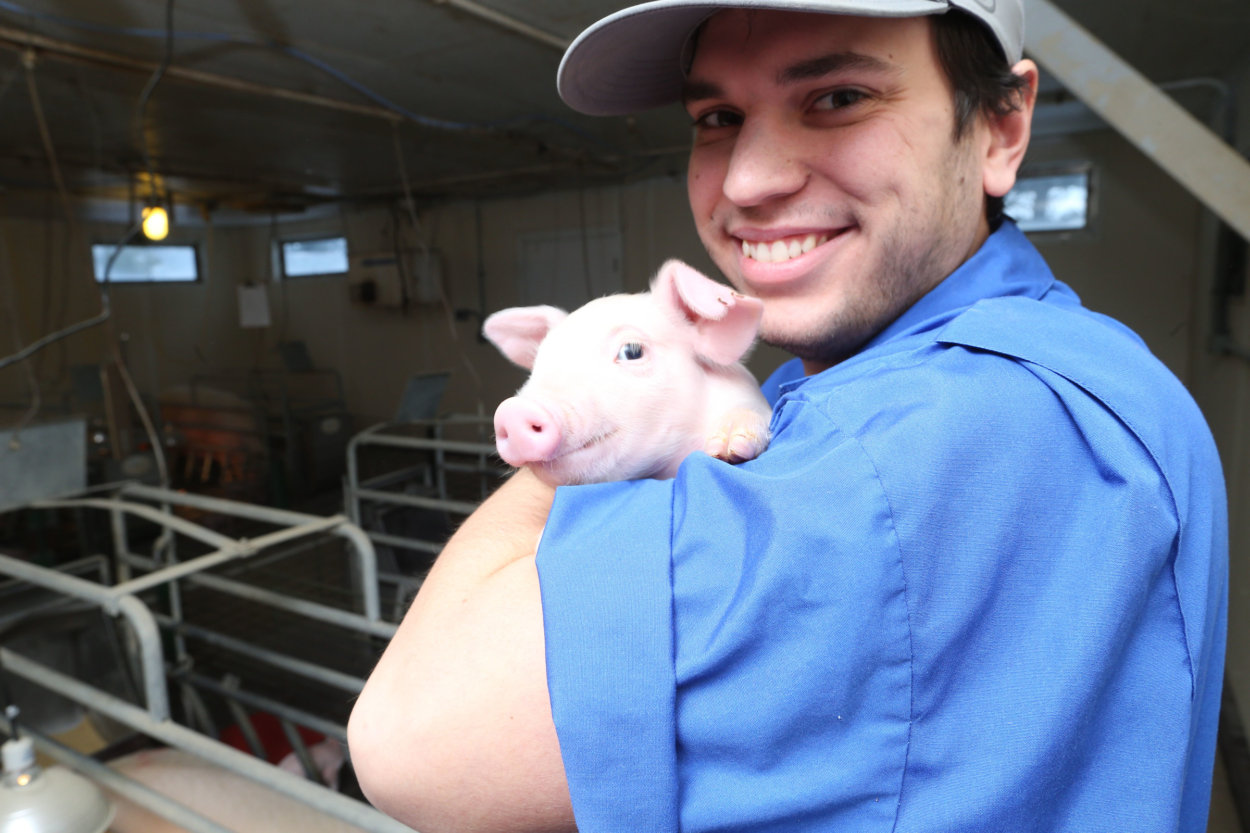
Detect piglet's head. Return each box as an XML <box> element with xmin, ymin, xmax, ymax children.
<box><xmin>481</xmin><ymin>260</ymin><xmax>763</xmax><ymax>485</ymax></box>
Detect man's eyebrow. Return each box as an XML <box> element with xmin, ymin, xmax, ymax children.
<box><xmin>778</xmin><ymin>51</ymin><xmax>899</xmax><ymax>85</ymax></box>
<box><xmin>681</xmin><ymin>79</ymin><xmax>724</xmax><ymax>106</ymax></box>
<box><xmin>682</xmin><ymin>51</ymin><xmax>899</xmax><ymax>105</ymax></box>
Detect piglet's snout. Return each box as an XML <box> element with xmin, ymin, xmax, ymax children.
<box><xmin>494</xmin><ymin>397</ymin><xmax>562</xmax><ymax>467</ymax></box>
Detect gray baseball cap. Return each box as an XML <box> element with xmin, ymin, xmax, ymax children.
<box><xmin>558</xmin><ymin>0</ymin><xmax>1023</xmax><ymax>115</ymax></box>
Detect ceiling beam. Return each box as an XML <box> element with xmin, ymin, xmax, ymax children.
<box><xmin>0</xmin><ymin>24</ymin><xmax>403</xmax><ymax>124</ymax></box>
<box><xmin>1024</xmin><ymin>0</ymin><xmax>1250</xmax><ymax>242</ymax></box>
<box><xmin>426</xmin><ymin>0</ymin><xmax>570</xmax><ymax>51</ymax></box>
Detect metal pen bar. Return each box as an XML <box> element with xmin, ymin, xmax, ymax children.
<box><xmin>178</xmin><ymin>670</ymin><xmax>348</xmax><ymax>745</ymax></box>
<box><xmin>112</xmin><ymin>546</ymin><xmax>244</xmax><ymax>597</ymax></box>
<box><xmin>0</xmin><ymin>553</ymin><xmax>109</xmax><ymax>599</ymax></box>
<box><xmin>32</xmin><ymin>497</ymin><xmax>236</xmax><ymax>551</ymax></box>
<box><xmin>354</xmin><ymin>486</ymin><xmax>480</xmax><ymax>516</ymax></box>
<box><xmin>124</xmin><ymin>554</ymin><xmax>398</xmax><ymax>639</ymax></box>
<box><xmin>119</xmin><ymin>485</ymin><xmax>381</xmax><ymax>621</ymax></box>
<box><xmin>351</xmin><ymin>432</ymin><xmax>497</xmax><ymax>457</ymax></box>
<box><xmin>120</xmin><ymin>483</ymin><xmax>337</xmax><ymax>528</ymax></box>
<box><xmin>0</xmin><ymin>720</ymin><xmax>236</xmax><ymax>833</ymax></box>
<box><xmin>113</xmin><ymin>515</ymin><xmax>345</xmax><ymax>598</ymax></box>
<box><xmin>0</xmin><ymin>649</ymin><xmax>416</xmax><ymax>833</ymax></box>
<box><xmin>154</xmin><ymin>613</ymin><xmax>366</xmax><ymax>694</ymax></box>
<box><xmin>365</xmin><ymin>529</ymin><xmax>444</xmax><ymax>555</ymax></box>
<box><xmin>0</xmin><ymin>553</ymin><xmax>170</xmax><ymax>719</ymax></box>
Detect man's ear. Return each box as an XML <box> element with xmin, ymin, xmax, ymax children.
<box><xmin>983</xmin><ymin>59</ymin><xmax>1040</xmax><ymax>199</ymax></box>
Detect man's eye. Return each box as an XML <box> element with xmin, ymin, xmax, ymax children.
<box><xmin>615</xmin><ymin>342</ymin><xmax>645</xmax><ymax>362</ymax></box>
<box><xmin>812</xmin><ymin>89</ymin><xmax>869</xmax><ymax>111</ymax></box>
<box><xmin>692</xmin><ymin>109</ymin><xmax>742</xmax><ymax>130</ymax></box>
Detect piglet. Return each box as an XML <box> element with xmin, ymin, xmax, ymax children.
<box><xmin>483</xmin><ymin>259</ymin><xmax>772</xmax><ymax>486</ymax></box>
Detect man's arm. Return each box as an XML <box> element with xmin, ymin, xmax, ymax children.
<box><xmin>347</xmin><ymin>468</ymin><xmax>576</xmax><ymax>833</ymax></box>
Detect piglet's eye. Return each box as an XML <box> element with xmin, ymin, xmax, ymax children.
<box><xmin>616</xmin><ymin>342</ymin><xmax>645</xmax><ymax>362</ymax></box>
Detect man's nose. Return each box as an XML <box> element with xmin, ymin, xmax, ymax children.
<box><xmin>721</xmin><ymin>119</ymin><xmax>809</xmax><ymax>207</ymax></box>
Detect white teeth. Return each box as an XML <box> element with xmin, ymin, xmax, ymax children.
<box><xmin>741</xmin><ymin>233</ymin><xmax>830</xmax><ymax>263</ymax></box>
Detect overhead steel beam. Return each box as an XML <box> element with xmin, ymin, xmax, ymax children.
<box><xmin>1024</xmin><ymin>0</ymin><xmax>1250</xmax><ymax>243</ymax></box>
<box><xmin>0</xmin><ymin>25</ymin><xmax>402</xmax><ymax>123</ymax></box>
<box><xmin>426</xmin><ymin>0</ymin><xmax>570</xmax><ymax>51</ymax></box>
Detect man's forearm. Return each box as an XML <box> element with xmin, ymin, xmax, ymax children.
<box><xmin>348</xmin><ymin>468</ymin><xmax>575</xmax><ymax>833</ymax></box>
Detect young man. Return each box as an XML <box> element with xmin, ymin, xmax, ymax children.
<box><xmin>349</xmin><ymin>3</ymin><xmax>1229</xmax><ymax>832</ymax></box>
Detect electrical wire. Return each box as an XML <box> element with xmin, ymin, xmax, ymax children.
<box><xmin>133</xmin><ymin>0</ymin><xmax>175</xmax><ymax>206</ymax></box>
<box><xmin>0</xmin><ymin>47</ymin><xmax>170</xmax><ymax>487</ymax></box>
<box><xmin>0</xmin><ymin>220</ymin><xmax>40</xmax><ymax>448</ymax></box>
<box><xmin>390</xmin><ymin>123</ymin><xmax>485</xmax><ymax>414</ymax></box>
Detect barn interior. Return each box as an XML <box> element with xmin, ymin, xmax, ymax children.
<box><xmin>0</xmin><ymin>0</ymin><xmax>1247</xmax><ymax>830</ymax></box>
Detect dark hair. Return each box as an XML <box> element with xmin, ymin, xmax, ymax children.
<box><xmin>931</xmin><ymin>11</ymin><xmax>1031</xmax><ymax>224</ymax></box>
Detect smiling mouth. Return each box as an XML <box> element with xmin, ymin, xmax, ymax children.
<box><xmin>737</xmin><ymin>232</ymin><xmax>833</xmax><ymax>264</ymax></box>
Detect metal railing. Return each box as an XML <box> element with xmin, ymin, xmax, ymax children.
<box><xmin>0</xmin><ymin>484</ymin><xmax>413</xmax><ymax>833</ymax></box>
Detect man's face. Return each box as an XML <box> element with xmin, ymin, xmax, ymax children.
<box><xmin>684</xmin><ymin>11</ymin><xmax>996</xmax><ymax>373</ymax></box>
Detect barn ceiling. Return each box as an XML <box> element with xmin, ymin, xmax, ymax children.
<box><xmin>0</xmin><ymin>0</ymin><xmax>1244</xmax><ymax>218</ymax></box>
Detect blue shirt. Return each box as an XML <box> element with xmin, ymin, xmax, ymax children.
<box><xmin>536</xmin><ymin>223</ymin><xmax>1228</xmax><ymax>833</ymax></box>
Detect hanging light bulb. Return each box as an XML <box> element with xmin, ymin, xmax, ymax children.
<box><xmin>142</xmin><ymin>203</ymin><xmax>169</xmax><ymax>241</ymax></box>
<box><xmin>0</xmin><ymin>727</ymin><xmax>114</xmax><ymax>833</ymax></box>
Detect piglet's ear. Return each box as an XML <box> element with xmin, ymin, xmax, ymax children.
<box><xmin>482</xmin><ymin>305</ymin><xmax>567</xmax><ymax>370</ymax></box>
<box><xmin>653</xmin><ymin>259</ymin><xmax>763</xmax><ymax>365</ymax></box>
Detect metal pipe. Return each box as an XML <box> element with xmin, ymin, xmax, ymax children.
<box><xmin>354</xmin><ymin>486</ymin><xmax>480</xmax><ymax>517</ymax></box>
<box><xmin>0</xmin><ymin>554</ymin><xmax>173</xmax><ymax>719</ymax></box>
<box><xmin>278</xmin><ymin>717</ymin><xmax>322</xmax><ymax>782</ymax></box>
<box><xmin>111</xmin><ymin>515</ymin><xmax>343</xmax><ymax>597</ymax></box>
<box><xmin>2</xmin><ymin>721</ymin><xmax>236</xmax><ymax>833</ymax></box>
<box><xmin>125</xmin><ymin>554</ymin><xmax>398</xmax><ymax>639</ymax></box>
<box><xmin>0</xmin><ymin>24</ymin><xmax>402</xmax><ymax>123</ymax></box>
<box><xmin>0</xmin><ymin>550</ymin><xmax>117</xmax><ymax>609</ymax></box>
<box><xmin>154</xmin><ymin>613</ymin><xmax>366</xmax><ymax>694</ymax></box>
<box><xmin>365</xmin><ymin>529</ymin><xmax>443</xmax><ymax>556</ymax></box>
<box><xmin>427</xmin><ymin>0</ymin><xmax>569</xmax><ymax>50</ymax></box>
<box><xmin>178</xmin><ymin>670</ymin><xmax>348</xmax><ymax>745</ymax></box>
<box><xmin>120</xmin><ymin>485</ymin><xmax>382</xmax><ymax>621</ymax></box>
<box><xmin>33</xmin><ymin>497</ymin><xmax>236</xmax><ymax>551</ymax></box>
<box><xmin>0</xmin><ymin>649</ymin><xmax>413</xmax><ymax>833</ymax></box>
<box><xmin>122</xmin><ymin>483</ymin><xmax>332</xmax><ymax>527</ymax></box>
<box><xmin>350</xmin><ymin>432</ymin><xmax>497</xmax><ymax>457</ymax></box>
<box><xmin>114</xmin><ymin>595</ymin><xmax>172</xmax><ymax>721</ymax></box>
<box><xmin>0</xmin><ymin>553</ymin><xmax>109</xmax><ymax>598</ymax></box>
<box><xmin>112</xmin><ymin>546</ymin><xmax>246</xmax><ymax>597</ymax></box>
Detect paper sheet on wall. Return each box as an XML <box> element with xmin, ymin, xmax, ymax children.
<box><xmin>238</xmin><ymin>285</ymin><xmax>271</xmax><ymax>328</ymax></box>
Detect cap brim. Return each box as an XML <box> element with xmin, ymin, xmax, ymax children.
<box><xmin>557</xmin><ymin>0</ymin><xmax>949</xmax><ymax>116</ymax></box>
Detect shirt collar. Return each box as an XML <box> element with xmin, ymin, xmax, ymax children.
<box><xmin>861</xmin><ymin>220</ymin><xmax>1059</xmax><ymax>351</ymax></box>
<box><xmin>770</xmin><ymin>221</ymin><xmax>1068</xmax><ymax>398</ymax></box>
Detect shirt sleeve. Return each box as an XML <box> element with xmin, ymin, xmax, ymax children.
<box><xmin>536</xmin><ymin>402</ymin><xmax>914</xmax><ymax>833</ymax></box>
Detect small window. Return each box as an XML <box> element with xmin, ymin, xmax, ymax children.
<box><xmin>1005</xmin><ymin>169</ymin><xmax>1092</xmax><ymax>233</ymax></box>
<box><xmin>280</xmin><ymin>236</ymin><xmax>349</xmax><ymax>278</ymax></box>
<box><xmin>92</xmin><ymin>243</ymin><xmax>199</xmax><ymax>283</ymax></box>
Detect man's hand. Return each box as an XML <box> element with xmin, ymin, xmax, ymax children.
<box><xmin>348</xmin><ymin>469</ymin><xmax>576</xmax><ymax>833</ymax></box>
